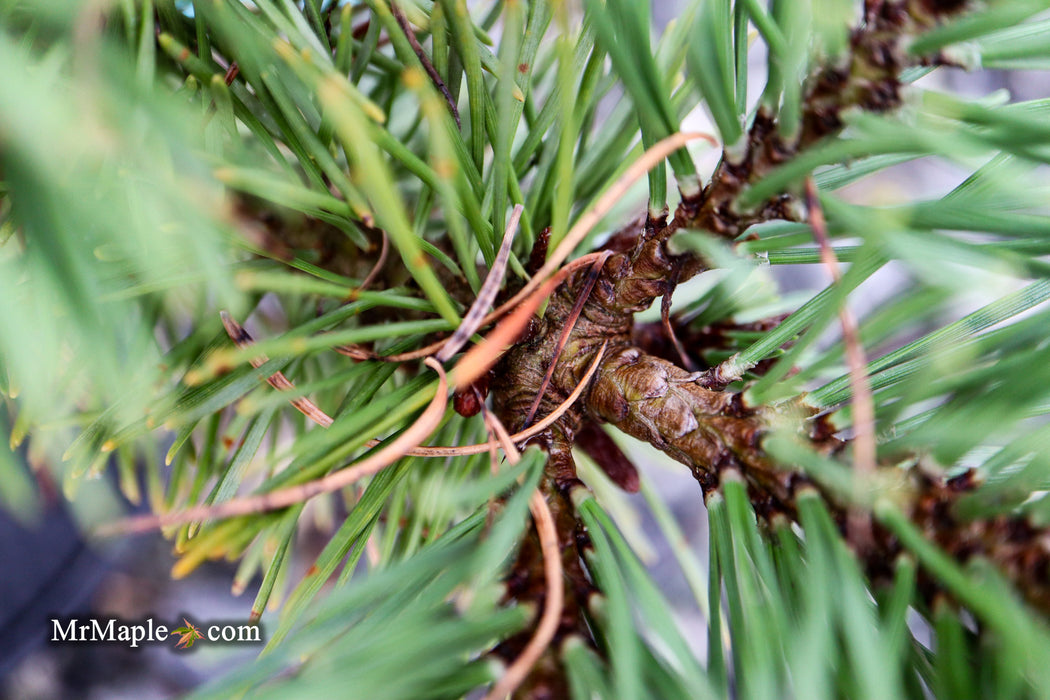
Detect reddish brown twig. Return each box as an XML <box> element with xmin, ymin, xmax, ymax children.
<box><xmin>474</xmin><ymin>411</ymin><xmax>564</xmax><ymax>700</ymax></box>
<box><xmin>220</xmin><ymin>312</ymin><xmax>334</xmax><ymax>428</ymax></box>
<box><xmin>522</xmin><ymin>252</ymin><xmax>611</xmax><ymax>429</ymax></box>
<box><xmin>217</xmin><ymin>281</ymin><xmax>605</xmax><ymax>458</ymax></box>
<box><xmin>805</xmin><ymin>177</ymin><xmax>876</xmax><ymax>551</ymax></box>
<box><xmin>485</xmin><ymin>490</ymin><xmax>563</xmax><ymax>700</ymax></box>
<box><xmin>335</xmin><ymin>252</ymin><xmax>608</xmax><ymax>364</ymax></box>
<box><xmin>346</xmin><ymin>229</ymin><xmax>388</xmax><ymax>302</ymax></box>
<box><xmin>451</xmin><ymin>270</ymin><xmax>569</xmax><ymax>390</ymax></box>
<box><xmin>366</xmin><ymin>342</ymin><xmax>606</xmax><ymax>457</ymax></box>
<box><xmin>390</xmin><ymin>2</ymin><xmax>460</xmax><ymax>127</ymax></box>
<box><xmin>97</xmin><ymin>358</ymin><xmax>449</xmax><ymax>535</ymax></box>
<box><xmin>660</xmin><ymin>260</ymin><xmax>694</xmax><ymax>371</ymax></box>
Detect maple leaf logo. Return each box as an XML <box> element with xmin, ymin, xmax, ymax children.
<box><xmin>170</xmin><ymin>619</ymin><xmax>204</xmax><ymax>649</ymax></box>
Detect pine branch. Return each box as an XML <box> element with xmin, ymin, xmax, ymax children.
<box><xmin>6</xmin><ymin>1</ymin><xmax>1050</xmax><ymax>697</ymax></box>
<box><xmin>683</xmin><ymin>0</ymin><xmax>973</xmax><ymax>239</ymax></box>
<box><xmin>491</xmin><ymin>0</ymin><xmax>1050</xmax><ymax>691</ymax></box>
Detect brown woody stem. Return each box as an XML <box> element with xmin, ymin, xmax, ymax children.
<box><xmin>486</xmin><ymin>1</ymin><xmax>1044</xmax><ymax>695</ymax></box>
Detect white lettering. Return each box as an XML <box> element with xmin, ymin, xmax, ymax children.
<box><xmin>90</xmin><ymin>618</ymin><xmax>114</xmax><ymax>641</ymax></box>
<box><xmin>239</xmin><ymin>625</ymin><xmax>261</xmax><ymax>642</ymax></box>
<box><xmin>50</xmin><ymin>619</ymin><xmax>77</xmax><ymax>641</ymax></box>
<box><xmin>129</xmin><ymin>625</ymin><xmax>146</xmax><ymax>648</ymax></box>
<box><xmin>48</xmin><ymin>617</ymin><xmax>261</xmax><ymax>646</ymax></box>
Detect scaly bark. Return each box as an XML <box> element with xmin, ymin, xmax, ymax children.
<box><xmin>495</xmin><ymin>207</ymin><xmax>1050</xmax><ymax>626</ymax></box>
<box><xmin>490</xmin><ymin>2</ymin><xmax>1050</xmax><ymax>695</ymax></box>
<box><xmin>492</xmin><ymin>477</ymin><xmax>598</xmax><ymax>700</ymax></box>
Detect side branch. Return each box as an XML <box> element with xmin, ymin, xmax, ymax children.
<box><xmin>678</xmin><ymin>0</ymin><xmax>974</xmax><ymax>241</ymax></box>
<box><xmin>584</xmin><ymin>346</ymin><xmax>1050</xmax><ymax>615</ymax></box>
